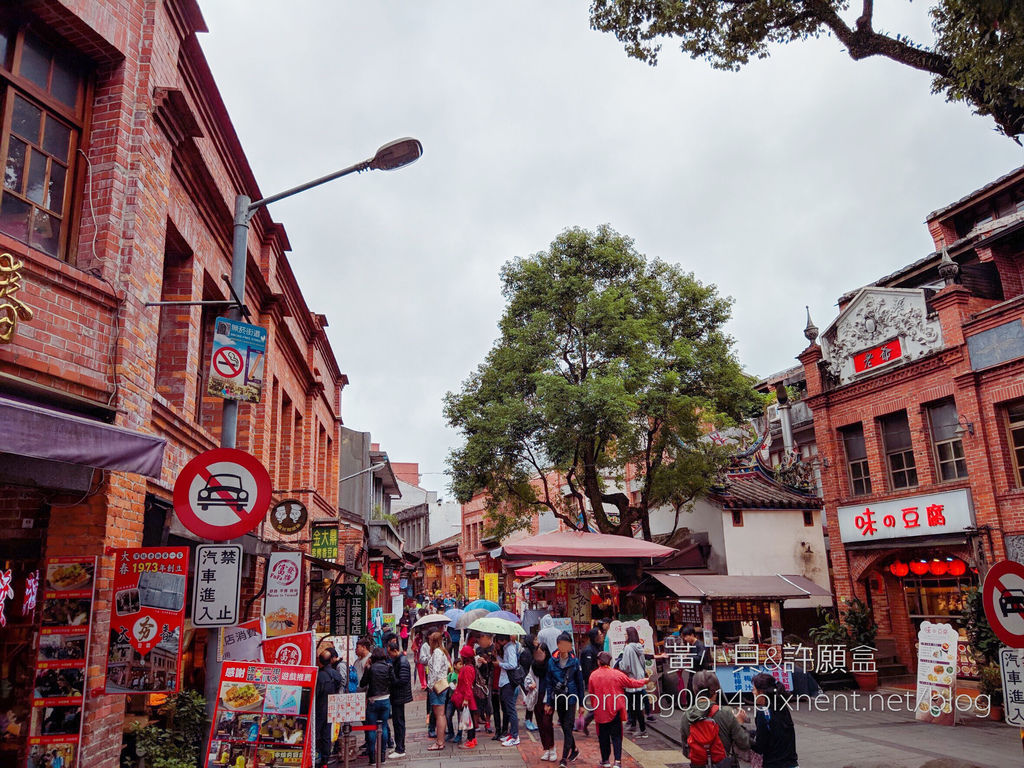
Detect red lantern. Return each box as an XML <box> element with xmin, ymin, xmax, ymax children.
<box><xmin>909</xmin><ymin>560</ymin><xmax>930</xmax><ymax>576</ymax></box>
<box><xmin>888</xmin><ymin>561</ymin><xmax>909</xmax><ymax>577</ymax></box>
<box><xmin>929</xmin><ymin>559</ymin><xmax>949</xmax><ymax>576</ymax></box>
<box><xmin>947</xmin><ymin>559</ymin><xmax>967</xmax><ymax>577</ymax></box>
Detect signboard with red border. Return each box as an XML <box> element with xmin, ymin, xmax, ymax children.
<box><xmin>261</xmin><ymin>631</ymin><xmax>314</xmax><ymax>667</ymax></box>
<box><xmin>206</xmin><ymin>661</ymin><xmax>315</xmax><ymax>768</ymax></box>
<box><xmin>982</xmin><ymin>559</ymin><xmax>1024</xmax><ymax>648</ymax></box>
<box><xmin>173</xmin><ymin>448</ymin><xmax>272</xmax><ymax>541</ymax></box>
<box><xmin>105</xmin><ymin>547</ymin><xmax>189</xmax><ymax>694</ymax></box>
<box><xmin>27</xmin><ymin>556</ymin><xmax>97</xmax><ymax>768</ymax></box>
<box><xmin>263</xmin><ymin>552</ymin><xmax>303</xmax><ymax>638</ymax></box>
<box><xmin>852</xmin><ymin>338</ymin><xmax>902</xmax><ymax>373</ymax></box>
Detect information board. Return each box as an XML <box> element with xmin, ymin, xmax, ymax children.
<box><xmin>914</xmin><ymin>620</ymin><xmax>958</xmax><ymax>726</ymax></box>
<box><xmin>206</xmin><ymin>661</ymin><xmax>315</xmax><ymax>768</ymax></box>
<box><xmin>330</xmin><ymin>583</ymin><xmax>366</xmax><ymax>636</ymax></box>
<box><xmin>193</xmin><ymin>544</ymin><xmax>242</xmax><ymax>628</ymax></box>
<box><xmin>207</xmin><ymin>317</ymin><xmax>267</xmax><ymax>403</ymax></box>
<box><xmin>27</xmin><ymin>556</ymin><xmax>97</xmax><ymax>768</ymax></box>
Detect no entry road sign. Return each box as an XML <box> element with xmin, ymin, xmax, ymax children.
<box><xmin>173</xmin><ymin>448</ymin><xmax>271</xmax><ymax>541</ymax></box>
<box><xmin>983</xmin><ymin>559</ymin><xmax>1024</xmax><ymax>648</ymax></box>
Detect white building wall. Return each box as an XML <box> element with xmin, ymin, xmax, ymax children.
<box><xmin>648</xmin><ymin>498</ymin><xmax>727</xmax><ymax>573</ymax></box>
<box><xmin>429</xmin><ymin>501</ymin><xmax>462</xmax><ymax>544</ymax></box>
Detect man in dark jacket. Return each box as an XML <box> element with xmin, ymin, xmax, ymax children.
<box><xmin>360</xmin><ymin>647</ymin><xmax>395</xmax><ymax>764</ymax></box>
<box><xmin>315</xmin><ymin>650</ymin><xmax>343</xmax><ymax>768</ymax></box>
<box><xmin>386</xmin><ymin>640</ymin><xmax>412</xmax><ymax>758</ymax></box>
<box><xmin>576</xmin><ymin>627</ymin><xmax>602</xmax><ymax>735</ymax></box>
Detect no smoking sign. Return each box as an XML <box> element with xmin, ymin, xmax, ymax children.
<box><xmin>212</xmin><ymin>346</ymin><xmax>244</xmax><ymax>379</ymax></box>
<box><xmin>173</xmin><ymin>448</ymin><xmax>272</xmax><ymax>541</ymax></box>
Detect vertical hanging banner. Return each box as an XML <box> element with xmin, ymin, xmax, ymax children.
<box><xmin>264</xmin><ymin>552</ymin><xmax>303</xmax><ymax>637</ymax></box>
<box><xmin>484</xmin><ymin>573</ymin><xmax>499</xmax><ymax>604</ymax></box>
<box><xmin>105</xmin><ymin>547</ymin><xmax>189</xmax><ymax>694</ymax></box>
<box><xmin>192</xmin><ymin>544</ymin><xmax>243</xmax><ymax>627</ymax></box>
<box><xmin>28</xmin><ymin>556</ymin><xmax>97</xmax><ymax>768</ymax></box>
<box><xmin>206</xmin><ymin>661</ymin><xmax>315</xmax><ymax>768</ymax></box>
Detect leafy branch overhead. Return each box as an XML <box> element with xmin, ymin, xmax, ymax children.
<box><xmin>589</xmin><ymin>0</ymin><xmax>1024</xmax><ymax>140</ymax></box>
<box><xmin>444</xmin><ymin>225</ymin><xmax>760</xmax><ymax>541</ymax></box>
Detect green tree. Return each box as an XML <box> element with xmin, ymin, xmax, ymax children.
<box><xmin>444</xmin><ymin>225</ymin><xmax>760</xmax><ymax>540</ymax></box>
<box><xmin>589</xmin><ymin>0</ymin><xmax>1024</xmax><ymax>140</ymax></box>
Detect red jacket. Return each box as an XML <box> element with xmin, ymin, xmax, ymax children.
<box><xmin>451</xmin><ymin>664</ymin><xmax>477</xmax><ymax>710</ymax></box>
<box><xmin>586</xmin><ymin>666</ymin><xmax>647</xmax><ymax>724</ymax></box>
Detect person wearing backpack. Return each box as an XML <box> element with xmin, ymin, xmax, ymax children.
<box><xmin>680</xmin><ymin>672</ymin><xmax>749</xmax><ymax>768</ymax></box>
<box><xmin>749</xmin><ymin>673</ymin><xmax>798</xmax><ymax>768</ymax></box>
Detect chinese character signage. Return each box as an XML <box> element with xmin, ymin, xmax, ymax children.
<box><xmin>914</xmin><ymin>620</ymin><xmax>958</xmax><ymax>726</ymax></box>
<box><xmin>27</xmin><ymin>556</ymin><xmax>96</xmax><ymax>768</ymax></box>
<box><xmin>484</xmin><ymin>573</ymin><xmax>499</xmax><ymax>604</ymax></box>
<box><xmin>193</xmin><ymin>544</ymin><xmax>242</xmax><ymax>627</ymax></box>
<box><xmin>207</xmin><ymin>317</ymin><xmax>267</xmax><ymax>403</ymax></box>
<box><xmin>837</xmin><ymin>488</ymin><xmax>974</xmax><ymax>544</ymax></box>
<box><xmin>0</xmin><ymin>251</ymin><xmax>33</xmax><ymax>343</ymax></box>
<box><xmin>106</xmin><ymin>547</ymin><xmax>189</xmax><ymax>694</ymax></box>
<box><xmin>852</xmin><ymin>338</ymin><xmax>902</xmax><ymax>373</ymax></box>
<box><xmin>467</xmin><ymin>578</ymin><xmax>479</xmax><ymax>600</ymax></box>
<box><xmin>328</xmin><ymin>692</ymin><xmax>366</xmax><ymax>723</ymax></box>
<box><xmin>569</xmin><ymin>581</ymin><xmax>591</xmax><ymax>630</ymax></box>
<box><xmin>330</xmin><ymin>583</ymin><xmax>366</xmax><ymax>637</ymax></box>
<box><xmin>1000</xmin><ymin>647</ymin><xmax>1024</xmax><ymax>726</ymax></box>
<box><xmin>261</xmin><ymin>631</ymin><xmax>314</xmax><ymax>666</ymax></box>
<box><xmin>222</xmin><ymin>618</ymin><xmax>264</xmax><ymax>663</ymax></box>
<box><xmin>311</xmin><ymin>524</ymin><xmax>338</xmax><ymax>560</ymax></box>
<box><xmin>206</xmin><ymin>661</ymin><xmax>315</xmax><ymax>768</ymax></box>
<box><xmin>264</xmin><ymin>552</ymin><xmax>302</xmax><ymax>637</ymax></box>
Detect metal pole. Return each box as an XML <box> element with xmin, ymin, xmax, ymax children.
<box><xmin>204</xmin><ymin>194</ymin><xmax>252</xmax><ymax>731</ymax></box>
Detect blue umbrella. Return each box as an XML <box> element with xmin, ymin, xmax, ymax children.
<box><xmin>487</xmin><ymin>610</ymin><xmax>521</xmax><ymax>623</ymax></box>
<box><xmin>445</xmin><ymin>607</ymin><xmax>464</xmax><ymax>629</ymax></box>
<box><xmin>464</xmin><ymin>599</ymin><xmax>499</xmax><ymax>612</ymax></box>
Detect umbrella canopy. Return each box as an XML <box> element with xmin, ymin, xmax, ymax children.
<box><xmin>445</xmin><ymin>608</ymin><xmax>465</xmax><ymax>629</ymax></box>
<box><xmin>413</xmin><ymin>614</ymin><xmax>451</xmax><ymax>630</ymax></box>
<box><xmin>487</xmin><ymin>610</ymin><xmax>521</xmax><ymax>623</ymax></box>
<box><xmin>514</xmin><ymin>561</ymin><xmax>559</xmax><ymax>578</ymax></box>
<box><xmin>464</xmin><ymin>599</ymin><xmax>500</xmax><ymax>612</ymax></box>
<box><xmin>468</xmin><ymin>616</ymin><xmax>525</xmax><ymax>636</ymax></box>
<box><xmin>503</xmin><ymin>530</ymin><xmax>676</xmax><ymax>564</ymax></box>
<box><xmin>456</xmin><ymin>608</ymin><xmax>490</xmax><ymax>630</ymax></box>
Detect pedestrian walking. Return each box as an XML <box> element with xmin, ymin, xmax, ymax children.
<box><xmin>399</xmin><ymin>611</ymin><xmax>411</xmax><ymax>651</ymax></box>
<box><xmin>577</xmin><ymin>626</ymin><xmax>602</xmax><ymax>735</ymax></box>
<box><xmin>425</xmin><ymin>631</ymin><xmax>451</xmax><ymax>752</ymax></box>
<box><xmin>386</xmin><ymin>640</ymin><xmax>412</xmax><ymax>759</ymax></box>
<box><xmin>586</xmin><ymin>652</ymin><xmax>648</xmax><ymax>768</ymax></box>
<box><xmin>521</xmin><ymin>634</ymin><xmax>538</xmax><ymax>732</ymax></box>
<box><xmin>680</xmin><ymin>670</ymin><xmax>749</xmax><ymax>768</ymax></box>
<box><xmin>496</xmin><ymin>634</ymin><xmax>523</xmax><ymax>746</ymax></box>
<box><xmin>618</xmin><ymin>627</ymin><xmax>648</xmax><ymax>737</ymax></box>
<box><xmin>528</xmin><ymin>642</ymin><xmax>555</xmax><ymax>761</ymax></box>
<box><xmin>471</xmin><ymin>633</ymin><xmax>495</xmax><ymax>733</ymax></box>
<box><xmin>314</xmin><ymin>650</ymin><xmax>343</xmax><ymax>768</ymax></box>
<box><xmin>749</xmin><ymin>673</ymin><xmax>798</xmax><ymax>768</ymax></box>
<box><xmin>451</xmin><ymin>645</ymin><xmax>479</xmax><ymax>749</ymax></box>
<box><xmin>361</xmin><ymin>646</ymin><xmax>394</xmax><ymax>764</ymax></box>
<box><xmin>413</xmin><ymin>631</ymin><xmax>428</xmax><ymax>690</ymax></box>
<box><xmin>537</xmin><ymin>615</ymin><xmax>561</xmax><ymax>654</ymax></box>
<box><xmin>545</xmin><ymin>632</ymin><xmax>583</xmax><ymax>768</ymax></box>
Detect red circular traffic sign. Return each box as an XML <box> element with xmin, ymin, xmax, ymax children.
<box><xmin>212</xmin><ymin>346</ymin><xmax>244</xmax><ymax>379</ymax></box>
<box><xmin>982</xmin><ymin>559</ymin><xmax>1024</xmax><ymax>648</ymax></box>
<box><xmin>173</xmin><ymin>448</ymin><xmax>271</xmax><ymax>541</ymax></box>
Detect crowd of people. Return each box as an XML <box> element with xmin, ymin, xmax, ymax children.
<box><xmin>313</xmin><ymin>607</ymin><xmax>799</xmax><ymax>768</ymax></box>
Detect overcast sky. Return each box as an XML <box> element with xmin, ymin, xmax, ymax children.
<box><xmin>199</xmin><ymin>2</ymin><xmax>1021</xmax><ymax>494</ymax></box>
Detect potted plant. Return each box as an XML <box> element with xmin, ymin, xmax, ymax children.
<box><xmin>808</xmin><ymin>606</ymin><xmax>854</xmax><ymax>689</ymax></box>
<box><xmin>842</xmin><ymin>598</ymin><xmax>879</xmax><ymax>691</ymax></box>
<box><xmin>979</xmin><ymin>663</ymin><xmax>1004</xmax><ymax>721</ymax></box>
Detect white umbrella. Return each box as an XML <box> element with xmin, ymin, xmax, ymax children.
<box><xmin>413</xmin><ymin>614</ymin><xmax>451</xmax><ymax>630</ymax></box>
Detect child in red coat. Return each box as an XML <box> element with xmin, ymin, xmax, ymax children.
<box><xmin>451</xmin><ymin>645</ymin><xmax>478</xmax><ymax>749</ymax></box>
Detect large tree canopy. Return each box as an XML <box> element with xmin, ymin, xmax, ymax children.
<box><xmin>444</xmin><ymin>226</ymin><xmax>760</xmax><ymax>541</ymax></box>
<box><xmin>589</xmin><ymin>0</ymin><xmax>1024</xmax><ymax>140</ymax></box>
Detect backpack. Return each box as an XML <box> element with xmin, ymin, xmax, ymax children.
<box><xmin>506</xmin><ymin>644</ymin><xmax>527</xmax><ymax>688</ymax></box>
<box><xmin>346</xmin><ymin>664</ymin><xmax>359</xmax><ymax>693</ymax></box>
<box><xmin>473</xmin><ymin>662</ymin><xmax>491</xmax><ymax>700</ymax></box>
<box><xmin>686</xmin><ymin>705</ymin><xmax>730</xmax><ymax>768</ymax></box>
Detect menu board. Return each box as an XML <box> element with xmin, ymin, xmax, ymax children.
<box><xmin>27</xmin><ymin>556</ymin><xmax>97</xmax><ymax>768</ymax></box>
<box><xmin>206</xmin><ymin>661</ymin><xmax>316</xmax><ymax>768</ymax></box>
<box><xmin>264</xmin><ymin>552</ymin><xmax>303</xmax><ymax>638</ymax></box>
<box><xmin>712</xmin><ymin>600</ymin><xmax>771</xmax><ymax>622</ymax></box>
<box><xmin>914</xmin><ymin>620</ymin><xmax>958</xmax><ymax>726</ymax></box>
<box><xmin>105</xmin><ymin>547</ymin><xmax>189</xmax><ymax>694</ymax></box>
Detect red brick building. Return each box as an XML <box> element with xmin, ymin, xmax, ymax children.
<box><xmin>799</xmin><ymin>165</ymin><xmax>1024</xmax><ymax>671</ymax></box>
<box><xmin>0</xmin><ymin>2</ymin><xmax>347</xmax><ymax>765</ymax></box>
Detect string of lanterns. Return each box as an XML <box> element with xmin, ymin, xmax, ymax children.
<box><xmin>887</xmin><ymin>557</ymin><xmax>967</xmax><ymax>577</ymax></box>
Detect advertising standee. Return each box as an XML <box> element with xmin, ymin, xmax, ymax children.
<box><xmin>264</xmin><ymin>552</ymin><xmax>303</xmax><ymax>638</ymax></box>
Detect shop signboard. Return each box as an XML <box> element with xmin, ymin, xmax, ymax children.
<box><xmin>192</xmin><ymin>544</ymin><xmax>242</xmax><ymax>628</ymax></box>
<box><xmin>270</xmin><ymin>499</ymin><xmax>308</xmax><ymax>535</ymax></box>
<box><xmin>28</xmin><ymin>556</ymin><xmax>97</xmax><ymax>768</ymax></box>
<box><xmin>173</xmin><ymin>448</ymin><xmax>273</xmax><ymax>541</ymax></box>
<box><xmin>221</xmin><ymin>618</ymin><xmax>263</xmax><ymax>663</ymax></box>
<box><xmin>999</xmin><ymin>647</ymin><xmax>1024</xmax><ymax>726</ymax></box>
<box><xmin>311</xmin><ymin>524</ymin><xmax>338</xmax><ymax>560</ymax></box>
<box><xmin>105</xmin><ymin>547</ymin><xmax>189</xmax><ymax>694</ymax></box>
<box><xmin>264</xmin><ymin>552</ymin><xmax>303</xmax><ymax>638</ymax></box>
<box><xmin>654</xmin><ymin>600</ymin><xmax>671</xmax><ymax>628</ymax></box>
<box><xmin>554</xmin><ymin>580</ymin><xmax>568</xmax><ymax>612</ymax></box>
<box><xmin>206</xmin><ymin>317</ymin><xmax>267</xmax><ymax>403</ymax></box>
<box><xmin>484</xmin><ymin>573</ymin><xmax>499</xmax><ymax>604</ymax></box>
<box><xmin>713</xmin><ymin>664</ymin><xmax>794</xmax><ymax>695</ymax></box>
<box><xmin>837</xmin><ymin>488</ymin><xmax>974</xmax><ymax>544</ymax></box>
<box><xmin>261</xmin><ymin>631</ymin><xmax>315</xmax><ymax>667</ymax></box>
<box><xmin>330</xmin><ymin>583</ymin><xmax>366</xmax><ymax>637</ymax></box>
<box><xmin>569</xmin><ymin>580</ymin><xmax>591</xmax><ymax>631</ymax></box>
<box><xmin>467</xmin><ymin>578</ymin><xmax>479</xmax><ymax>600</ymax></box>
<box><xmin>206</xmin><ymin>661</ymin><xmax>315</xmax><ymax>768</ymax></box>
<box><xmin>914</xmin><ymin>620</ymin><xmax>958</xmax><ymax>726</ymax></box>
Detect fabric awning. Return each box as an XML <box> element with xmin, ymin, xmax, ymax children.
<box><xmin>1</xmin><ymin>395</ymin><xmax>166</xmax><ymax>478</ymax></box>
<box><xmin>502</xmin><ymin>530</ymin><xmax>676</xmax><ymax>564</ymax></box>
<box><xmin>514</xmin><ymin>561</ymin><xmax>559</xmax><ymax>577</ymax></box>
<box><xmin>648</xmin><ymin>572</ymin><xmax>831</xmax><ymax>601</ymax></box>
<box><xmin>464</xmin><ymin>561</ymin><xmax>480</xmax><ymax>573</ymax></box>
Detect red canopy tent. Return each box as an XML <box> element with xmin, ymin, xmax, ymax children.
<box><xmin>503</xmin><ymin>530</ymin><xmax>676</xmax><ymax>565</ymax></box>
<box><xmin>513</xmin><ymin>561</ymin><xmax>560</xmax><ymax>577</ymax></box>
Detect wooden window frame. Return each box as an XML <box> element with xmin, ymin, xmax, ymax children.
<box><xmin>927</xmin><ymin>400</ymin><xmax>968</xmax><ymax>483</ymax></box>
<box><xmin>840</xmin><ymin>424</ymin><xmax>872</xmax><ymax>497</ymax></box>
<box><xmin>731</xmin><ymin>509</ymin><xmax>743</xmax><ymax>527</ymax></box>
<box><xmin>0</xmin><ymin>21</ymin><xmax>90</xmax><ymax>264</ymax></box>
<box><xmin>802</xmin><ymin>510</ymin><xmax>814</xmax><ymax>527</ymax></box>
<box><xmin>881</xmin><ymin>411</ymin><xmax>918</xmax><ymax>491</ymax></box>
<box><xmin>1007</xmin><ymin>400</ymin><xmax>1024</xmax><ymax>488</ymax></box>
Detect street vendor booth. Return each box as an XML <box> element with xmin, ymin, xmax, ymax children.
<box><xmin>636</xmin><ymin>572</ymin><xmax>831</xmax><ymax>693</ymax></box>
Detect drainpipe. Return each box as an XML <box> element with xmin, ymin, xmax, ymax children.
<box><xmin>775</xmin><ymin>382</ymin><xmax>794</xmax><ymax>454</ymax></box>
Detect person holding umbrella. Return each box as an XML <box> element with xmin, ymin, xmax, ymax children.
<box><xmin>496</xmin><ymin>634</ymin><xmax>523</xmax><ymax>747</ymax></box>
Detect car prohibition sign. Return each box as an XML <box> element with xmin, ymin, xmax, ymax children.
<box><xmin>173</xmin><ymin>448</ymin><xmax>272</xmax><ymax>541</ymax></box>
<box><xmin>982</xmin><ymin>559</ymin><xmax>1024</xmax><ymax>648</ymax></box>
